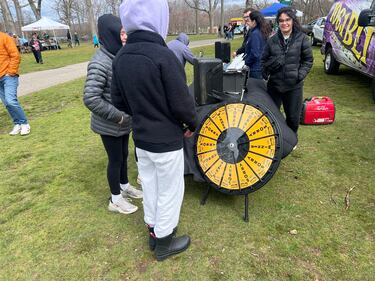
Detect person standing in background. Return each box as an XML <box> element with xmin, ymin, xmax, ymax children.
<box><xmin>261</xmin><ymin>7</ymin><xmax>313</xmax><ymax>134</ymax></box>
<box><xmin>0</xmin><ymin>32</ymin><xmax>30</xmax><ymax>135</ymax></box>
<box><xmin>93</xmin><ymin>34</ymin><xmax>99</xmax><ymax>48</ymax></box>
<box><xmin>74</xmin><ymin>32</ymin><xmax>80</xmax><ymax>46</ymax></box>
<box><xmin>245</xmin><ymin>11</ymin><xmax>271</xmax><ymax>79</ymax></box>
<box><xmin>167</xmin><ymin>33</ymin><xmax>195</xmax><ymax>67</ymax></box>
<box><xmin>233</xmin><ymin>8</ymin><xmax>255</xmax><ymax>58</ymax></box>
<box><xmin>29</xmin><ymin>32</ymin><xmax>43</xmax><ymax>64</ymax></box>
<box><xmin>67</xmin><ymin>30</ymin><xmax>73</xmax><ymax>48</ymax></box>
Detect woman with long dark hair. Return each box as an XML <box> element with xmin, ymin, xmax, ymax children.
<box><xmin>261</xmin><ymin>7</ymin><xmax>313</xmax><ymax>134</ymax></box>
<box><xmin>244</xmin><ymin>10</ymin><xmax>271</xmax><ymax>79</ymax></box>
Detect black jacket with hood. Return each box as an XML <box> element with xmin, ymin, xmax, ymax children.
<box><xmin>261</xmin><ymin>29</ymin><xmax>313</xmax><ymax>92</ymax></box>
<box><xmin>111</xmin><ymin>30</ymin><xmax>197</xmax><ymax>153</ymax></box>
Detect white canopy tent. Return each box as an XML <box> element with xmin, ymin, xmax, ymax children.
<box><xmin>21</xmin><ymin>17</ymin><xmax>70</xmax><ymax>46</ymax></box>
<box><xmin>22</xmin><ymin>17</ymin><xmax>70</xmax><ymax>32</ymax></box>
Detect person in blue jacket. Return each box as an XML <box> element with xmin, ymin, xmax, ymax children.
<box><xmin>92</xmin><ymin>34</ymin><xmax>99</xmax><ymax>48</ymax></box>
<box><xmin>245</xmin><ymin>10</ymin><xmax>271</xmax><ymax>79</ymax></box>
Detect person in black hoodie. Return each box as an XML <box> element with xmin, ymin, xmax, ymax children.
<box><xmin>83</xmin><ymin>14</ymin><xmax>143</xmax><ymax>215</ymax></box>
<box><xmin>261</xmin><ymin>7</ymin><xmax>313</xmax><ymax>134</ymax></box>
<box><xmin>112</xmin><ymin>0</ymin><xmax>197</xmax><ymax>261</ymax></box>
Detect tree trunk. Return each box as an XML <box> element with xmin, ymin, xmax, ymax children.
<box><xmin>208</xmin><ymin>0</ymin><xmax>212</xmax><ymax>33</ymax></box>
<box><xmin>0</xmin><ymin>0</ymin><xmax>17</xmax><ymax>33</ymax></box>
<box><xmin>245</xmin><ymin>0</ymin><xmax>253</xmax><ymax>8</ymax></box>
<box><xmin>220</xmin><ymin>0</ymin><xmax>224</xmax><ymax>37</ymax></box>
<box><xmin>27</xmin><ymin>0</ymin><xmax>41</xmax><ymax>20</ymax></box>
<box><xmin>208</xmin><ymin>11</ymin><xmax>213</xmax><ymax>34</ymax></box>
<box><xmin>195</xmin><ymin>4</ymin><xmax>198</xmax><ymax>34</ymax></box>
<box><xmin>85</xmin><ymin>0</ymin><xmax>97</xmax><ymax>37</ymax></box>
<box><xmin>13</xmin><ymin>0</ymin><xmax>24</xmax><ymax>35</ymax></box>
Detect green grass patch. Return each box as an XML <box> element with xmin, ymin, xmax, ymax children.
<box><xmin>0</xmin><ymin>44</ymin><xmax>374</xmax><ymax>280</ymax></box>
<box><xmin>20</xmin><ymin>42</ymin><xmax>96</xmax><ymax>74</ymax></box>
<box><xmin>20</xmin><ymin>35</ymin><xmax>221</xmax><ymax>74</ymax></box>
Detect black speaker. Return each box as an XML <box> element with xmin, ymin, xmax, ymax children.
<box><xmin>215</xmin><ymin>41</ymin><xmax>231</xmax><ymax>63</ymax></box>
<box><xmin>193</xmin><ymin>58</ymin><xmax>223</xmax><ymax>106</ymax></box>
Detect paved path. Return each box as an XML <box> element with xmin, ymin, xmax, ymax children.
<box><xmin>18</xmin><ymin>38</ymin><xmax>224</xmax><ymax>97</ymax></box>
<box><xmin>19</xmin><ymin>62</ymin><xmax>89</xmax><ymax>97</ymax></box>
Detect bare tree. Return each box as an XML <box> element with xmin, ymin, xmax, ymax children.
<box><xmin>70</xmin><ymin>0</ymin><xmax>82</xmax><ymax>34</ymax></box>
<box><xmin>294</xmin><ymin>0</ymin><xmax>332</xmax><ymax>23</ymax></box>
<box><xmin>53</xmin><ymin>0</ymin><xmax>74</xmax><ymax>30</ymax></box>
<box><xmin>85</xmin><ymin>0</ymin><xmax>96</xmax><ymax>37</ymax></box>
<box><xmin>245</xmin><ymin>0</ymin><xmax>253</xmax><ymax>8</ymax></box>
<box><xmin>0</xmin><ymin>0</ymin><xmax>17</xmax><ymax>33</ymax></box>
<box><xmin>27</xmin><ymin>0</ymin><xmax>42</xmax><ymax>20</ymax></box>
<box><xmin>183</xmin><ymin>0</ymin><xmax>200</xmax><ymax>33</ymax></box>
<box><xmin>12</xmin><ymin>0</ymin><xmax>25</xmax><ymax>34</ymax></box>
<box><xmin>185</xmin><ymin>0</ymin><xmax>219</xmax><ymax>33</ymax></box>
<box><xmin>220</xmin><ymin>0</ymin><xmax>224</xmax><ymax>37</ymax></box>
<box><xmin>108</xmin><ymin>0</ymin><xmax>121</xmax><ymax>16</ymax></box>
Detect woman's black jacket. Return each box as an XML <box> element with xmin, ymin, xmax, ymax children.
<box><xmin>261</xmin><ymin>30</ymin><xmax>313</xmax><ymax>92</ymax></box>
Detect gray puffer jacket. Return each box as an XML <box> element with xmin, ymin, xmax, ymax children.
<box><xmin>83</xmin><ymin>47</ymin><xmax>131</xmax><ymax>136</ymax></box>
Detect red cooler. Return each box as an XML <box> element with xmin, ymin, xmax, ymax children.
<box><xmin>300</xmin><ymin>96</ymin><xmax>335</xmax><ymax>125</ymax></box>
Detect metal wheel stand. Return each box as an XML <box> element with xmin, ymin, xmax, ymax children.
<box><xmin>200</xmin><ymin>185</ymin><xmax>249</xmax><ymax>222</ymax></box>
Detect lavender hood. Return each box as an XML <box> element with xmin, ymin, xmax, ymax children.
<box><xmin>119</xmin><ymin>0</ymin><xmax>169</xmax><ymax>39</ymax></box>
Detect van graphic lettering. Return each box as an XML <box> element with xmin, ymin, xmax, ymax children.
<box><xmin>328</xmin><ymin>1</ymin><xmax>375</xmax><ymax>66</ymax></box>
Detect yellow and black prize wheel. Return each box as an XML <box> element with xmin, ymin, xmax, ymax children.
<box><xmin>194</xmin><ymin>101</ymin><xmax>282</xmax><ymax>195</ymax></box>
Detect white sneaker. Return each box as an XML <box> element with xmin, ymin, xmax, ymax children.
<box><xmin>20</xmin><ymin>124</ymin><xmax>31</xmax><ymax>136</ymax></box>
<box><xmin>108</xmin><ymin>197</ymin><xmax>138</xmax><ymax>214</ymax></box>
<box><xmin>121</xmin><ymin>183</ymin><xmax>143</xmax><ymax>199</ymax></box>
<box><xmin>9</xmin><ymin>124</ymin><xmax>21</xmax><ymax>135</ymax></box>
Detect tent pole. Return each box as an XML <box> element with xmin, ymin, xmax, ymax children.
<box><xmin>53</xmin><ymin>29</ymin><xmax>57</xmax><ymax>50</ymax></box>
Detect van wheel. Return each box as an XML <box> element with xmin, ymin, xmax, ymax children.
<box><xmin>324</xmin><ymin>48</ymin><xmax>340</xmax><ymax>74</ymax></box>
<box><xmin>311</xmin><ymin>34</ymin><xmax>317</xmax><ymax>46</ymax></box>
<box><xmin>372</xmin><ymin>79</ymin><xmax>375</xmax><ymax>103</ymax></box>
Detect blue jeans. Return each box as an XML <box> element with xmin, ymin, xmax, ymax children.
<box><xmin>0</xmin><ymin>75</ymin><xmax>28</xmax><ymax>125</ymax></box>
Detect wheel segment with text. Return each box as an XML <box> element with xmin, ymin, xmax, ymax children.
<box><xmin>194</xmin><ymin>102</ymin><xmax>282</xmax><ymax>195</ymax></box>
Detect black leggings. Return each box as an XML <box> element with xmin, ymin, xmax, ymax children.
<box><xmin>268</xmin><ymin>86</ymin><xmax>303</xmax><ymax>133</ymax></box>
<box><xmin>100</xmin><ymin>134</ymin><xmax>129</xmax><ymax>195</ymax></box>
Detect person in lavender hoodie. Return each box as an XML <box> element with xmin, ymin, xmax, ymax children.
<box><xmin>111</xmin><ymin>0</ymin><xmax>197</xmax><ymax>261</ymax></box>
<box><xmin>167</xmin><ymin>33</ymin><xmax>195</xmax><ymax>67</ymax></box>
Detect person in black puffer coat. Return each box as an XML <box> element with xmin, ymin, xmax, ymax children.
<box><xmin>261</xmin><ymin>7</ymin><xmax>313</xmax><ymax>134</ymax></box>
<box><xmin>83</xmin><ymin>14</ymin><xmax>143</xmax><ymax>215</ymax></box>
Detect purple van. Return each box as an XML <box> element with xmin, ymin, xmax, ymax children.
<box><xmin>321</xmin><ymin>0</ymin><xmax>375</xmax><ymax>101</ymax></box>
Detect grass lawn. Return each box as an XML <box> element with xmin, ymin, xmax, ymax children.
<box><xmin>0</xmin><ymin>42</ymin><xmax>374</xmax><ymax>280</ymax></box>
<box><xmin>19</xmin><ymin>34</ymin><xmax>221</xmax><ymax>74</ymax></box>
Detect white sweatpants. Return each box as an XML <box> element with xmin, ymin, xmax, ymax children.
<box><xmin>136</xmin><ymin>147</ymin><xmax>185</xmax><ymax>238</ymax></box>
